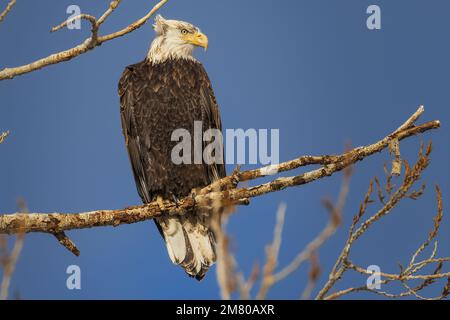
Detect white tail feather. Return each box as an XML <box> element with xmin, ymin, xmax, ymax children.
<box><xmin>158</xmin><ymin>217</ymin><xmax>186</xmax><ymax>263</ymax></box>
<box><xmin>156</xmin><ymin>214</ymin><xmax>216</xmax><ymax>280</ymax></box>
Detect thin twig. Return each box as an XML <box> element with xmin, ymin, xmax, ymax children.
<box><xmin>53</xmin><ymin>232</ymin><xmax>80</xmax><ymax>256</ymax></box>
<box><xmin>213</xmin><ymin>217</ymin><xmax>238</xmax><ymax>300</ymax></box>
<box><xmin>0</xmin><ymin>131</ymin><xmax>9</xmax><ymax>144</ymax></box>
<box><xmin>0</xmin><ymin>0</ymin><xmax>16</xmax><ymax>23</ymax></box>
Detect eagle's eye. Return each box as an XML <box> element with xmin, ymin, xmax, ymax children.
<box><xmin>180</xmin><ymin>29</ymin><xmax>189</xmax><ymax>35</ymax></box>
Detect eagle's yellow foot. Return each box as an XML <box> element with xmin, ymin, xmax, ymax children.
<box><xmin>156</xmin><ymin>195</ymin><xmax>165</xmax><ymax>211</ymax></box>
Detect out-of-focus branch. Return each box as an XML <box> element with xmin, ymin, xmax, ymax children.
<box><xmin>256</xmin><ymin>164</ymin><xmax>351</xmax><ymax>300</ymax></box>
<box><xmin>0</xmin><ymin>0</ymin><xmax>16</xmax><ymax>23</ymax></box>
<box><xmin>0</xmin><ymin>199</ymin><xmax>26</xmax><ymax>300</ymax></box>
<box><xmin>237</xmin><ymin>263</ymin><xmax>260</xmax><ymax>300</ymax></box>
<box><xmin>214</xmin><ymin>203</ymin><xmax>287</xmax><ymax>300</ymax></box>
<box><xmin>273</xmin><ymin>166</ymin><xmax>351</xmax><ymax>284</ymax></box>
<box><xmin>0</xmin><ymin>234</ymin><xmax>23</xmax><ymax>300</ymax></box>
<box><xmin>0</xmin><ymin>0</ymin><xmax>168</xmax><ymax>81</ymax></box>
<box><xmin>0</xmin><ymin>131</ymin><xmax>9</xmax><ymax>144</ymax></box>
<box><xmin>301</xmin><ymin>252</ymin><xmax>322</xmax><ymax>300</ymax></box>
<box><xmin>53</xmin><ymin>232</ymin><xmax>79</xmax><ymax>256</ymax></box>
<box><xmin>213</xmin><ymin>210</ymin><xmax>239</xmax><ymax>300</ymax></box>
<box><xmin>0</xmin><ymin>107</ymin><xmax>440</xmax><ymax>259</ymax></box>
<box><xmin>256</xmin><ymin>203</ymin><xmax>287</xmax><ymax>300</ymax></box>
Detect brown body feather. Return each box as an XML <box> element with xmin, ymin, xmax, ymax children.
<box><xmin>118</xmin><ymin>58</ymin><xmax>225</xmax><ymax>280</ymax></box>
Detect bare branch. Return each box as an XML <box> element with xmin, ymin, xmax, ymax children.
<box><xmin>97</xmin><ymin>0</ymin><xmax>121</xmax><ymax>26</ymax></box>
<box><xmin>347</xmin><ymin>262</ymin><xmax>450</xmax><ymax>282</ymax></box>
<box><xmin>301</xmin><ymin>252</ymin><xmax>322</xmax><ymax>300</ymax></box>
<box><xmin>271</xmin><ymin>165</ymin><xmax>351</xmax><ymax>285</ymax></box>
<box><xmin>50</xmin><ymin>14</ymin><xmax>97</xmax><ymax>34</ymax></box>
<box><xmin>0</xmin><ymin>233</ymin><xmax>23</xmax><ymax>300</ymax></box>
<box><xmin>256</xmin><ymin>203</ymin><xmax>286</xmax><ymax>300</ymax></box>
<box><xmin>53</xmin><ymin>232</ymin><xmax>80</xmax><ymax>256</ymax></box>
<box><xmin>0</xmin><ymin>131</ymin><xmax>9</xmax><ymax>144</ymax></box>
<box><xmin>97</xmin><ymin>0</ymin><xmax>167</xmax><ymax>43</ymax></box>
<box><xmin>0</xmin><ymin>108</ymin><xmax>440</xmax><ymax>254</ymax></box>
<box><xmin>317</xmin><ymin>151</ymin><xmax>450</xmax><ymax>300</ymax></box>
<box><xmin>213</xmin><ymin>216</ymin><xmax>238</xmax><ymax>300</ymax></box>
<box><xmin>408</xmin><ymin>186</ymin><xmax>443</xmax><ymax>268</ymax></box>
<box><xmin>0</xmin><ymin>199</ymin><xmax>26</xmax><ymax>300</ymax></box>
<box><xmin>238</xmin><ymin>263</ymin><xmax>259</xmax><ymax>300</ymax></box>
<box><xmin>0</xmin><ymin>0</ymin><xmax>16</xmax><ymax>23</ymax></box>
<box><xmin>395</xmin><ymin>105</ymin><xmax>424</xmax><ymax>133</ymax></box>
<box><xmin>0</xmin><ymin>0</ymin><xmax>168</xmax><ymax>81</ymax></box>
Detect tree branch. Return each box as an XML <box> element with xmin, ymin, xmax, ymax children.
<box><xmin>0</xmin><ymin>0</ymin><xmax>168</xmax><ymax>81</ymax></box>
<box><xmin>0</xmin><ymin>131</ymin><xmax>9</xmax><ymax>144</ymax></box>
<box><xmin>316</xmin><ymin>147</ymin><xmax>450</xmax><ymax>300</ymax></box>
<box><xmin>0</xmin><ymin>0</ymin><xmax>16</xmax><ymax>23</ymax></box>
<box><xmin>0</xmin><ymin>107</ymin><xmax>441</xmax><ymax>257</ymax></box>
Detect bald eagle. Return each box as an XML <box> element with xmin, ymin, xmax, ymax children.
<box><xmin>118</xmin><ymin>15</ymin><xmax>225</xmax><ymax>280</ymax></box>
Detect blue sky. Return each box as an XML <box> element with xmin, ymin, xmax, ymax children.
<box><xmin>1</xmin><ymin>0</ymin><xmax>449</xmax><ymax>299</ymax></box>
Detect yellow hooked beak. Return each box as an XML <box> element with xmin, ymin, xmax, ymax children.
<box><xmin>183</xmin><ymin>32</ymin><xmax>209</xmax><ymax>50</ymax></box>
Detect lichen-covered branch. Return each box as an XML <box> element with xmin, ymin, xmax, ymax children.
<box><xmin>0</xmin><ymin>0</ymin><xmax>168</xmax><ymax>81</ymax></box>
<box><xmin>0</xmin><ymin>107</ymin><xmax>441</xmax><ymax>259</ymax></box>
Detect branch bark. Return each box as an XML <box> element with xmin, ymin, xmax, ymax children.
<box><xmin>315</xmin><ymin>146</ymin><xmax>449</xmax><ymax>300</ymax></box>
<box><xmin>0</xmin><ymin>107</ymin><xmax>441</xmax><ymax>256</ymax></box>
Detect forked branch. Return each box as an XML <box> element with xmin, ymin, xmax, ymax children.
<box><xmin>0</xmin><ymin>0</ymin><xmax>168</xmax><ymax>81</ymax></box>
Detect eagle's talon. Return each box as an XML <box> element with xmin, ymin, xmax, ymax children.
<box><xmin>190</xmin><ymin>191</ymin><xmax>197</xmax><ymax>210</ymax></box>
<box><xmin>156</xmin><ymin>195</ymin><xmax>165</xmax><ymax>212</ymax></box>
<box><xmin>172</xmin><ymin>194</ymin><xmax>180</xmax><ymax>208</ymax></box>
<box><xmin>119</xmin><ymin>16</ymin><xmax>225</xmax><ymax>280</ymax></box>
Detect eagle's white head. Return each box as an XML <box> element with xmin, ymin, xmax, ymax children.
<box><xmin>147</xmin><ymin>15</ymin><xmax>208</xmax><ymax>63</ymax></box>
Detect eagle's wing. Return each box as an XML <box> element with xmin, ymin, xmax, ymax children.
<box><xmin>197</xmin><ymin>64</ymin><xmax>226</xmax><ymax>181</ymax></box>
<box><xmin>118</xmin><ymin>63</ymin><xmax>152</xmax><ymax>203</ymax></box>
